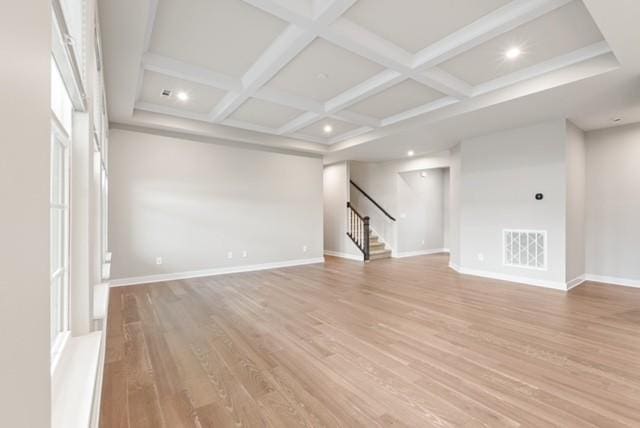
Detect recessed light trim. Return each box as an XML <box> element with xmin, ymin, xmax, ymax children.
<box><xmin>505</xmin><ymin>47</ymin><xmax>521</xmax><ymax>60</ymax></box>
<box><xmin>323</xmin><ymin>124</ymin><xmax>333</xmax><ymax>134</ymax></box>
<box><xmin>176</xmin><ymin>91</ymin><xmax>189</xmax><ymax>101</ymax></box>
<box><xmin>407</xmin><ymin>150</ymin><xmax>415</xmax><ymax>157</ymax></box>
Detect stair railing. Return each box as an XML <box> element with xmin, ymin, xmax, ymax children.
<box><xmin>350</xmin><ymin>180</ymin><xmax>396</xmax><ymax>222</ymax></box>
<box><xmin>346</xmin><ymin>202</ymin><xmax>370</xmax><ymax>261</ymax></box>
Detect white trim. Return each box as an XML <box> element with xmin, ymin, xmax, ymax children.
<box><xmin>50</xmin><ymin>330</ymin><xmax>71</xmax><ymax>375</ymax></box>
<box><xmin>393</xmin><ymin>248</ymin><xmax>449</xmax><ymax>258</ymax></box>
<box><xmin>52</xmin><ymin>332</ymin><xmax>103</xmax><ymax>428</ymax></box>
<box><xmin>584</xmin><ymin>274</ymin><xmax>640</xmax><ymax>289</ymax></box>
<box><xmin>324</xmin><ymin>250</ymin><xmax>364</xmax><ymax>261</ymax></box>
<box><xmin>109</xmin><ymin>257</ymin><xmax>325</xmax><ymax>287</ymax></box>
<box><xmin>566</xmin><ymin>275</ymin><xmax>586</xmax><ymax>290</ymax></box>
<box><xmin>449</xmin><ymin>265</ymin><xmax>567</xmax><ymax>290</ymax></box>
<box><xmin>89</xmin><ymin>284</ymin><xmax>110</xmax><ymax>428</ymax></box>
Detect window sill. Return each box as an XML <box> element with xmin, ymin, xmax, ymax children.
<box><xmin>52</xmin><ymin>331</ymin><xmax>102</xmax><ymax>428</ymax></box>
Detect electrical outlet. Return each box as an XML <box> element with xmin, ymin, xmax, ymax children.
<box><xmin>302</xmin><ymin>245</ymin><xmax>307</xmax><ymax>253</ymax></box>
<box><xmin>227</xmin><ymin>251</ymin><xmax>233</xmax><ymax>259</ymax></box>
<box><xmin>242</xmin><ymin>250</ymin><xmax>247</xmax><ymax>258</ymax></box>
<box><xmin>477</xmin><ymin>253</ymin><xmax>484</xmax><ymax>262</ymax></box>
<box><xmin>156</xmin><ymin>257</ymin><xmax>162</xmax><ymax>265</ymax></box>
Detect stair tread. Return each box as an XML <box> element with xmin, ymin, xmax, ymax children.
<box><xmin>370</xmin><ymin>249</ymin><xmax>391</xmax><ymax>254</ymax></box>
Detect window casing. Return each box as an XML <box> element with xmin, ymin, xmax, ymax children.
<box><xmin>50</xmin><ymin>58</ymin><xmax>72</xmax><ymax>358</ymax></box>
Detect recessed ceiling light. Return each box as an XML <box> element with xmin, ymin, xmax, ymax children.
<box><xmin>176</xmin><ymin>91</ymin><xmax>189</xmax><ymax>101</ymax></box>
<box><xmin>505</xmin><ymin>47</ymin><xmax>521</xmax><ymax>60</ymax></box>
<box><xmin>316</xmin><ymin>72</ymin><xmax>328</xmax><ymax>80</ymax></box>
<box><xmin>407</xmin><ymin>150</ymin><xmax>415</xmax><ymax>157</ymax></box>
<box><xmin>323</xmin><ymin>124</ymin><xmax>333</xmax><ymax>134</ymax></box>
<box><xmin>420</xmin><ymin>171</ymin><xmax>427</xmax><ymax>178</ymax></box>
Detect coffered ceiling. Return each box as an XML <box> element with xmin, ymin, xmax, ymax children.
<box><xmin>101</xmin><ymin>0</ymin><xmax>631</xmax><ymax>156</ymax></box>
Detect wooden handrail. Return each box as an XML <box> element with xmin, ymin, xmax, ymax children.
<box><xmin>349</xmin><ymin>180</ymin><xmax>396</xmax><ymax>221</ymax></box>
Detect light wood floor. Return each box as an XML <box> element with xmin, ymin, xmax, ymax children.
<box><xmin>101</xmin><ymin>254</ymin><xmax>640</xmax><ymax>427</ymax></box>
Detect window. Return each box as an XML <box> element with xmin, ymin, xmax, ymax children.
<box><xmin>50</xmin><ymin>58</ymin><xmax>72</xmax><ymax>358</ymax></box>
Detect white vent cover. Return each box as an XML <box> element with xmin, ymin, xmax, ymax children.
<box><xmin>503</xmin><ymin>229</ymin><xmax>547</xmax><ymax>270</ymax></box>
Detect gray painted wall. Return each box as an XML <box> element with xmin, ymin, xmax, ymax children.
<box><xmin>566</xmin><ymin>121</ymin><xmax>586</xmax><ymax>282</ymax></box>
<box><xmin>585</xmin><ymin>123</ymin><xmax>640</xmax><ymax>281</ymax></box>
<box><xmin>109</xmin><ymin>128</ymin><xmax>323</xmax><ymax>280</ymax></box>
<box><xmin>0</xmin><ymin>1</ymin><xmax>51</xmax><ymax>425</ymax></box>
<box><xmin>397</xmin><ymin>169</ymin><xmax>446</xmax><ymax>254</ymax></box>
<box><xmin>448</xmin><ymin>145</ymin><xmax>461</xmax><ymax>267</ymax></box>
<box><xmin>323</xmin><ymin>162</ymin><xmax>361</xmax><ymax>258</ymax></box>
<box><xmin>459</xmin><ymin>120</ymin><xmax>568</xmax><ymax>284</ymax></box>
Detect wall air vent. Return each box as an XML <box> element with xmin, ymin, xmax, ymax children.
<box><xmin>503</xmin><ymin>229</ymin><xmax>547</xmax><ymax>270</ymax></box>
<box><xmin>161</xmin><ymin>89</ymin><xmax>172</xmax><ymax>97</ymax></box>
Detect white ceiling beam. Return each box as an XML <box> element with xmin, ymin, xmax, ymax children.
<box><xmin>328</xmin><ymin>126</ymin><xmax>374</xmax><ymax>145</ymax></box>
<box><xmin>321</xmin><ymin>19</ymin><xmax>413</xmax><ymax>71</ymax></box>
<box><xmin>313</xmin><ymin>0</ymin><xmax>358</xmax><ymax>24</ymax></box>
<box><xmin>472</xmin><ymin>41</ymin><xmax>612</xmax><ymax>96</ymax></box>
<box><xmin>381</xmin><ymin>96</ymin><xmax>460</xmax><ymax>127</ymax></box>
<box><xmin>277</xmin><ymin>111</ymin><xmax>323</xmax><ymax>134</ymax></box>
<box><xmin>288</xmin><ymin>132</ymin><xmax>329</xmax><ymax>145</ymax></box>
<box><xmin>325</xmin><ymin>69</ymin><xmax>404</xmax><ymax>112</ymax></box>
<box><xmin>241</xmin><ymin>0</ymin><xmax>313</xmax><ymax>27</ymax></box>
<box><xmin>222</xmin><ymin>118</ymin><xmax>280</xmax><ymax>135</ymax></box>
<box><xmin>135</xmin><ymin>101</ymin><xmax>210</xmax><ymax>122</ymax></box>
<box><xmin>142</xmin><ymin>53</ymin><xmax>241</xmax><ymax>92</ymax></box>
<box><xmin>330</xmin><ymin>110</ymin><xmax>381</xmax><ymax>128</ymax></box>
<box><xmin>210</xmin><ymin>0</ymin><xmax>356</xmax><ymax>123</ymax></box>
<box><xmin>208</xmin><ymin>25</ymin><xmax>315</xmax><ymax>122</ymax></box>
<box><xmin>413</xmin><ymin>0</ymin><xmax>573</xmax><ymax>70</ymax></box>
<box><xmin>411</xmin><ymin>68</ymin><xmax>473</xmax><ymax>99</ymax></box>
<box><xmin>254</xmin><ymin>86</ymin><xmax>325</xmax><ymax>114</ymax></box>
<box><xmin>133</xmin><ymin>0</ymin><xmax>159</xmax><ymax>113</ymax></box>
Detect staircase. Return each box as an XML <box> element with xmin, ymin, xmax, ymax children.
<box><xmin>368</xmin><ymin>230</ymin><xmax>391</xmax><ymax>260</ymax></box>
<box><xmin>346</xmin><ymin>180</ymin><xmax>396</xmax><ymax>262</ymax></box>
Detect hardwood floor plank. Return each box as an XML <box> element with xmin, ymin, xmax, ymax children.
<box><xmin>101</xmin><ymin>254</ymin><xmax>640</xmax><ymax>427</ymax></box>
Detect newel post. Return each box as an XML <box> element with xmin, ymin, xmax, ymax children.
<box><xmin>363</xmin><ymin>216</ymin><xmax>370</xmax><ymax>261</ymax></box>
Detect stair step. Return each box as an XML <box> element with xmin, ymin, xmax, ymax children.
<box><xmin>369</xmin><ymin>249</ymin><xmax>391</xmax><ymax>260</ymax></box>
<box><xmin>369</xmin><ymin>241</ymin><xmax>385</xmax><ymax>250</ymax></box>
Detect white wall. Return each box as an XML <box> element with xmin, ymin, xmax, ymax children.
<box><xmin>585</xmin><ymin>123</ymin><xmax>640</xmax><ymax>282</ymax></box>
<box><xmin>459</xmin><ymin>120</ymin><xmax>568</xmax><ymax>285</ymax></box>
<box><xmin>323</xmin><ymin>162</ymin><xmax>361</xmax><ymax>258</ymax></box>
<box><xmin>0</xmin><ymin>1</ymin><xmax>51</xmax><ymax>425</ymax></box>
<box><xmin>397</xmin><ymin>169</ymin><xmax>446</xmax><ymax>254</ymax></box>
<box><xmin>442</xmin><ymin>168</ymin><xmax>450</xmax><ymax>250</ymax></box>
<box><xmin>109</xmin><ymin>128</ymin><xmax>324</xmax><ymax>281</ymax></box>
<box><xmin>565</xmin><ymin>121</ymin><xmax>586</xmax><ymax>282</ymax></box>
<box><xmin>448</xmin><ymin>145</ymin><xmax>461</xmax><ymax>267</ymax></box>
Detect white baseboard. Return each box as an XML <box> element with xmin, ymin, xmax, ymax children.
<box><xmin>449</xmin><ymin>264</ymin><xmax>567</xmax><ymax>290</ymax></box>
<box><xmin>393</xmin><ymin>248</ymin><xmax>448</xmax><ymax>258</ymax></box>
<box><xmin>566</xmin><ymin>275</ymin><xmax>586</xmax><ymax>290</ymax></box>
<box><xmin>324</xmin><ymin>250</ymin><xmax>363</xmax><ymax>261</ymax></box>
<box><xmin>109</xmin><ymin>257</ymin><xmax>325</xmax><ymax>287</ymax></box>
<box><xmin>584</xmin><ymin>274</ymin><xmax>640</xmax><ymax>288</ymax></box>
